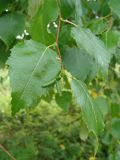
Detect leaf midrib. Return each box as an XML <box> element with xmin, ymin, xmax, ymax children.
<box><xmin>77</xmin><ymin>80</ymin><xmax>98</xmax><ymax>133</ymax></box>
<box><xmin>17</xmin><ymin>46</ymin><xmax>49</xmax><ymax>104</ymax></box>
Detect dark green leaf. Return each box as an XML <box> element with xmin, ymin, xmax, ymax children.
<box><xmin>109</xmin><ymin>0</ymin><xmax>120</xmax><ymax>18</ymax></box>
<box><xmin>59</xmin><ymin>0</ymin><xmax>82</xmax><ymax>25</ymax></box>
<box><xmin>28</xmin><ymin>0</ymin><xmax>42</xmax><ymax>18</ymax></box>
<box><xmin>116</xmin><ymin>48</ymin><xmax>120</xmax><ymax>64</ymax></box>
<box><xmin>55</xmin><ymin>91</ymin><xmax>72</xmax><ymax>110</ymax></box>
<box><xmin>0</xmin><ymin>0</ymin><xmax>13</xmax><ymax>14</ymax></box>
<box><xmin>29</xmin><ymin>0</ymin><xmax>59</xmax><ymax>45</ymax></box>
<box><xmin>59</xmin><ymin>0</ymin><xmax>75</xmax><ymax>19</ymax></box>
<box><xmin>0</xmin><ymin>12</ymin><xmax>25</xmax><ymax>47</ymax></box>
<box><xmin>0</xmin><ymin>41</ymin><xmax>9</xmax><ymax>68</ymax></box>
<box><xmin>88</xmin><ymin>19</ymin><xmax>107</xmax><ymax>35</ymax></box>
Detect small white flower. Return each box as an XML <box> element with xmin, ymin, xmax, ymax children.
<box><xmin>53</xmin><ymin>22</ymin><xmax>58</xmax><ymax>28</ymax></box>
<box><xmin>24</xmin><ymin>30</ymin><xmax>29</xmax><ymax>36</ymax></box>
<box><xmin>95</xmin><ymin>15</ymin><xmax>99</xmax><ymax>19</ymax></box>
<box><xmin>47</xmin><ymin>23</ymin><xmax>50</xmax><ymax>28</ymax></box>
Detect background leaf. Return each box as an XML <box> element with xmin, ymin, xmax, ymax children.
<box><xmin>59</xmin><ymin>0</ymin><xmax>82</xmax><ymax>25</ymax></box>
<box><xmin>0</xmin><ymin>0</ymin><xmax>13</xmax><ymax>14</ymax></box>
<box><xmin>29</xmin><ymin>0</ymin><xmax>59</xmax><ymax>45</ymax></box>
<box><xmin>109</xmin><ymin>0</ymin><xmax>120</xmax><ymax>18</ymax></box>
<box><xmin>101</xmin><ymin>30</ymin><xmax>120</xmax><ymax>58</ymax></box>
<box><xmin>111</xmin><ymin>118</ymin><xmax>120</xmax><ymax>139</ymax></box>
<box><xmin>0</xmin><ymin>41</ymin><xmax>9</xmax><ymax>68</ymax></box>
<box><xmin>28</xmin><ymin>0</ymin><xmax>42</xmax><ymax>18</ymax></box>
<box><xmin>55</xmin><ymin>91</ymin><xmax>72</xmax><ymax>110</ymax></box>
<box><xmin>94</xmin><ymin>97</ymin><xmax>109</xmax><ymax>118</ymax></box>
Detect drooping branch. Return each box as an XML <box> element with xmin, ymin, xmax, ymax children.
<box><xmin>0</xmin><ymin>144</ymin><xmax>16</xmax><ymax>160</ymax></box>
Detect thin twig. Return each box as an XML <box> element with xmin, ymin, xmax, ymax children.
<box><xmin>60</xmin><ymin>18</ymin><xmax>78</xmax><ymax>27</ymax></box>
<box><xmin>0</xmin><ymin>144</ymin><xmax>16</xmax><ymax>160</ymax></box>
<box><xmin>56</xmin><ymin>16</ymin><xmax>63</xmax><ymax>69</ymax></box>
<box><xmin>100</xmin><ymin>13</ymin><xmax>112</xmax><ymax>20</ymax></box>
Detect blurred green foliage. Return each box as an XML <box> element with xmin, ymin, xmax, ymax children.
<box><xmin>0</xmin><ymin>75</ymin><xmax>120</xmax><ymax>160</ymax></box>
<box><xmin>0</xmin><ymin>62</ymin><xmax>120</xmax><ymax>160</ymax></box>
<box><xmin>0</xmin><ymin>103</ymin><xmax>120</xmax><ymax>160</ymax></box>
<box><xmin>0</xmin><ymin>0</ymin><xmax>120</xmax><ymax>159</ymax></box>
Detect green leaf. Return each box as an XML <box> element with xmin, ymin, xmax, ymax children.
<box><xmin>59</xmin><ymin>0</ymin><xmax>75</xmax><ymax>19</ymax></box>
<box><xmin>116</xmin><ymin>47</ymin><xmax>120</xmax><ymax>64</ymax></box>
<box><xmin>101</xmin><ymin>30</ymin><xmax>120</xmax><ymax>57</ymax></box>
<box><xmin>71</xmin><ymin>27</ymin><xmax>110</xmax><ymax>75</ymax></box>
<box><xmin>28</xmin><ymin>0</ymin><xmax>42</xmax><ymax>18</ymax></box>
<box><xmin>55</xmin><ymin>91</ymin><xmax>72</xmax><ymax>110</ymax></box>
<box><xmin>80</xmin><ymin>120</ymin><xmax>89</xmax><ymax>141</ymax></box>
<box><xmin>29</xmin><ymin>0</ymin><xmax>59</xmax><ymax>45</ymax></box>
<box><xmin>75</xmin><ymin>0</ymin><xmax>83</xmax><ymax>25</ymax></box>
<box><xmin>59</xmin><ymin>0</ymin><xmax>82</xmax><ymax>25</ymax></box>
<box><xmin>0</xmin><ymin>12</ymin><xmax>25</xmax><ymax>47</ymax></box>
<box><xmin>70</xmin><ymin>78</ymin><xmax>104</xmax><ymax>135</ymax></box>
<box><xmin>109</xmin><ymin>0</ymin><xmax>120</xmax><ymax>18</ymax></box>
<box><xmin>0</xmin><ymin>0</ymin><xmax>13</xmax><ymax>14</ymax></box>
<box><xmin>7</xmin><ymin>40</ymin><xmax>61</xmax><ymax>114</ymax></box>
<box><xmin>88</xmin><ymin>19</ymin><xmax>107</xmax><ymax>35</ymax></box>
<box><xmin>19</xmin><ymin>0</ymin><xmax>28</xmax><ymax>11</ymax></box>
<box><xmin>0</xmin><ymin>41</ymin><xmax>9</xmax><ymax>68</ymax></box>
<box><xmin>111</xmin><ymin>103</ymin><xmax>120</xmax><ymax>118</ymax></box>
<box><xmin>94</xmin><ymin>97</ymin><xmax>109</xmax><ymax>118</ymax></box>
<box><xmin>111</xmin><ymin>118</ymin><xmax>120</xmax><ymax>139</ymax></box>
<box><xmin>62</xmin><ymin>47</ymin><xmax>98</xmax><ymax>81</ymax></box>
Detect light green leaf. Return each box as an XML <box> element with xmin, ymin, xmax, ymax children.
<box><xmin>71</xmin><ymin>27</ymin><xmax>110</xmax><ymax>75</ymax></box>
<box><xmin>0</xmin><ymin>12</ymin><xmax>25</xmax><ymax>47</ymax></box>
<box><xmin>59</xmin><ymin>0</ymin><xmax>82</xmax><ymax>25</ymax></box>
<box><xmin>109</xmin><ymin>0</ymin><xmax>120</xmax><ymax>18</ymax></box>
<box><xmin>62</xmin><ymin>47</ymin><xmax>98</xmax><ymax>81</ymax></box>
<box><xmin>29</xmin><ymin>0</ymin><xmax>59</xmax><ymax>45</ymax></box>
<box><xmin>70</xmin><ymin>78</ymin><xmax>104</xmax><ymax>135</ymax></box>
<box><xmin>7</xmin><ymin>40</ymin><xmax>61</xmax><ymax>114</ymax></box>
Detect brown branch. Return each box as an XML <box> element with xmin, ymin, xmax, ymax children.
<box><xmin>0</xmin><ymin>144</ymin><xmax>16</xmax><ymax>160</ymax></box>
